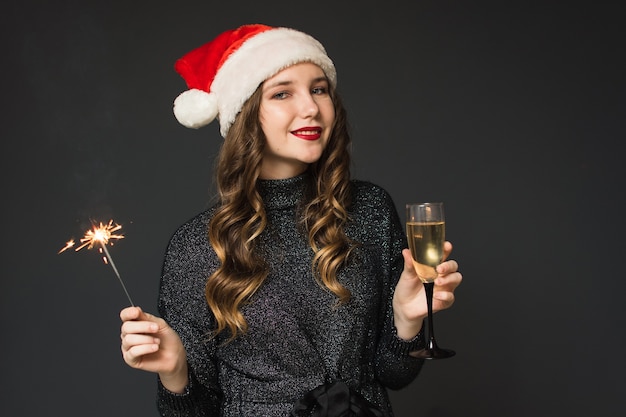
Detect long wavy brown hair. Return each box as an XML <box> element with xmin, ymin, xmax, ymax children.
<box><xmin>206</xmin><ymin>77</ymin><xmax>354</xmax><ymax>341</ymax></box>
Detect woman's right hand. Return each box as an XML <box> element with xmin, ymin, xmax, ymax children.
<box><xmin>120</xmin><ymin>306</ymin><xmax>189</xmax><ymax>393</ymax></box>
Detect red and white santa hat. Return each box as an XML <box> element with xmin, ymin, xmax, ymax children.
<box><xmin>173</xmin><ymin>24</ymin><xmax>337</xmax><ymax>137</ymax></box>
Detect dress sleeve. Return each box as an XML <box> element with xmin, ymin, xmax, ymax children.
<box><xmin>156</xmin><ymin>213</ymin><xmax>222</xmax><ymax>416</ymax></box>
<box><xmin>372</xmin><ymin>187</ymin><xmax>426</xmax><ymax>390</ymax></box>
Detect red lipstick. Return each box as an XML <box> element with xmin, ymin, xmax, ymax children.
<box><xmin>291</xmin><ymin>126</ymin><xmax>322</xmax><ymax>141</ymax></box>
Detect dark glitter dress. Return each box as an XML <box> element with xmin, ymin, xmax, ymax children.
<box><xmin>156</xmin><ymin>174</ymin><xmax>424</xmax><ymax>416</ymax></box>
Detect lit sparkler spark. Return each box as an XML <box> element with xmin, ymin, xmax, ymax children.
<box><xmin>59</xmin><ymin>220</ymin><xmax>134</xmax><ymax>306</ymax></box>
<box><xmin>58</xmin><ymin>239</ymin><xmax>76</xmax><ymax>254</ymax></box>
<box><xmin>74</xmin><ymin>220</ymin><xmax>124</xmax><ymax>251</ymax></box>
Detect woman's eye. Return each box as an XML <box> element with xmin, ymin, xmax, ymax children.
<box><xmin>312</xmin><ymin>87</ymin><xmax>328</xmax><ymax>95</ymax></box>
<box><xmin>272</xmin><ymin>91</ymin><xmax>289</xmax><ymax>99</ymax></box>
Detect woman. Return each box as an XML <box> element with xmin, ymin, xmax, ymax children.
<box><xmin>120</xmin><ymin>24</ymin><xmax>462</xmax><ymax>416</ymax></box>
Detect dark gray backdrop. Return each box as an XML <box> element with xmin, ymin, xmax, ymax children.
<box><xmin>2</xmin><ymin>1</ymin><xmax>624</xmax><ymax>416</ymax></box>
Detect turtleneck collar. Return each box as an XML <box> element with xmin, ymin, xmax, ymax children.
<box><xmin>257</xmin><ymin>174</ymin><xmax>309</xmax><ymax>210</ymax></box>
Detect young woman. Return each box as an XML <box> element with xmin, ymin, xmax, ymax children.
<box><xmin>120</xmin><ymin>24</ymin><xmax>462</xmax><ymax>417</ymax></box>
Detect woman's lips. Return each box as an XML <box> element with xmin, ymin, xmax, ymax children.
<box><xmin>291</xmin><ymin>127</ymin><xmax>322</xmax><ymax>140</ymax></box>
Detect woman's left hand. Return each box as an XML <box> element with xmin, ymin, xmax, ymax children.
<box><xmin>392</xmin><ymin>241</ymin><xmax>463</xmax><ymax>340</ymax></box>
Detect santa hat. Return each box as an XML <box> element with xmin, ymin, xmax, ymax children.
<box><xmin>173</xmin><ymin>24</ymin><xmax>337</xmax><ymax>137</ymax></box>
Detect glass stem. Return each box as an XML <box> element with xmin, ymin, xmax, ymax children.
<box><xmin>423</xmin><ymin>281</ymin><xmax>438</xmax><ymax>351</ymax></box>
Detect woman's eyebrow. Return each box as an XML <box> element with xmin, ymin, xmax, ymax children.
<box><xmin>264</xmin><ymin>79</ymin><xmax>293</xmax><ymax>90</ymax></box>
<box><xmin>264</xmin><ymin>76</ymin><xmax>328</xmax><ymax>90</ymax></box>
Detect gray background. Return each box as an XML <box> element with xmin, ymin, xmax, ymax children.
<box><xmin>1</xmin><ymin>0</ymin><xmax>624</xmax><ymax>416</ymax></box>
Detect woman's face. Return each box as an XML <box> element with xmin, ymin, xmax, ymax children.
<box><xmin>258</xmin><ymin>62</ymin><xmax>335</xmax><ymax>179</ymax></box>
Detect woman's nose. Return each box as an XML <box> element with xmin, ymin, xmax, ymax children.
<box><xmin>298</xmin><ymin>94</ymin><xmax>320</xmax><ymax>118</ymax></box>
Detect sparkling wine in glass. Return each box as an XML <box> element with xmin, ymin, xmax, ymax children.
<box><xmin>406</xmin><ymin>202</ymin><xmax>455</xmax><ymax>359</ymax></box>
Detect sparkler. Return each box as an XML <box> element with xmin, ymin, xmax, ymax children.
<box><xmin>60</xmin><ymin>220</ymin><xmax>134</xmax><ymax>306</ymax></box>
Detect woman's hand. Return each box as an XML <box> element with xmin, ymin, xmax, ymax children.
<box><xmin>120</xmin><ymin>306</ymin><xmax>189</xmax><ymax>393</ymax></box>
<box><xmin>392</xmin><ymin>241</ymin><xmax>463</xmax><ymax>340</ymax></box>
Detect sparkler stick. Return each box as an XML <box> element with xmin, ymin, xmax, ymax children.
<box><xmin>60</xmin><ymin>220</ymin><xmax>134</xmax><ymax>306</ymax></box>
<box><xmin>99</xmin><ymin>241</ymin><xmax>134</xmax><ymax>307</ymax></box>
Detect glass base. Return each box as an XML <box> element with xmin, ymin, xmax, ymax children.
<box><xmin>410</xmin><ymin>347</ymin><xmax>456</xmax><ymax>360</ymax></box>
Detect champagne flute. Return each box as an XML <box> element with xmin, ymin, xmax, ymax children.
<box><xmin>406</xmin><ymin>202</ymin><xmax>455</xmax><ymax>359</ymax></box>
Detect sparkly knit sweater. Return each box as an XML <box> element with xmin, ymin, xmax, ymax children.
<box><xmin>156</xmin><ymin>174</ymin><xmax>424</xmax><ymax>416</ymax></box>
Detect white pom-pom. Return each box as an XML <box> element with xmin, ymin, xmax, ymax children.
<box><xmin>173</xmin><ymin>89</ymin><xmax>218</xmax><ymax>129</ymax></box>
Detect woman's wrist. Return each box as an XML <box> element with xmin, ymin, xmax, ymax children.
<box><xmin>159</xmin><ymin>362</ymin><xmax>189</xmax><ymax>394</ymax></box>
<box><xmin>393</xmin><ymin>312</ymin><xmax>425</xmax><ymax>341</ymax></box>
